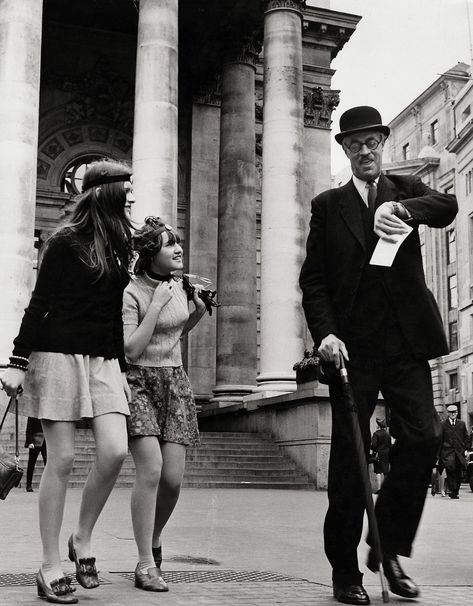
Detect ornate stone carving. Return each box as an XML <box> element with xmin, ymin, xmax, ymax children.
<box><xmin>63</xmin><ymin>128</ymin><xmax>83</xmax><ymax>146</ymax></box>
<box><xmin>88</xmin><ymin>126</ymin><xmax>110</xmax><ymax>143</ymax></box>
<box><xmin>263</xmin><ymin>0</ymin><xmax>306</xmax><ymax>13</ymax></box>
<box><xmin>193</xmin><ymin>74</ymin><xmax>222</xmax><ymax>107</ymax></box>
<box><xmin>303</xmin><ymin>86</ymin><xmax>339</xmax><ymax>128</ymax></box>
<box><xmin>43</xmin><ymin>137</ymin><xmax>65</xmax><ymax>160</ymax></box>
<box><xmin>44</xmin><ymin>58</ymin><xmax>134</xmax><ymax>133</ymax></box>
<box><xmin>37</xmin><ymin>159</ymin><xmax>51</xmax><ymax>180</ymax></box>
<box><xmin>223</xmin><ymin>32</ymin><xmax>263</xmax><ymax>68</ymax></box>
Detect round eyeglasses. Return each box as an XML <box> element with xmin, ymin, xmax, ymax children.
<box><xmin>345</xmin><ymin>137</ymin><xmax>382</xmax><ymax>154</ymax></box>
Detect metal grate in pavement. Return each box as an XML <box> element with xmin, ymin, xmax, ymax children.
<box><xmin>0</xmin><ymin>572</ymin><xmax>111</xmax><ymax>587</ymax></box>
<box><xmin>114</xmin><ymin>570</ymin><xmax>313</xmax><ymax>583</ymax></box>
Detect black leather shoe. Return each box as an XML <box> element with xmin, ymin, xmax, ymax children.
<box><xmin>333</xmin><ymin>583</ymin><xmax>370</xmax><ymax>605</ymax></box>
<box><xmin>367</xmin><ymin>550</ymin><xmax>419</xmax><ymax>598</ymax></box>
<box><xmin>68</xmin><ymin>534</ymin><xmax>99</xmax><ymax>589</ymax></box>
<box><xmin>36</xmin><ymin>569</ymin><xmax>78</xmax><ymax>604</ymax></box>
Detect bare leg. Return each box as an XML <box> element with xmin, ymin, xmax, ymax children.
<box><xmin>152</xmin><ymin>442</ymin><xmax>186</xmax><ymax>548</ymax></box>
<box><xmin>129</xmin><ymin>436</ymin><xmax>162</xmax><ymax>566</ymax></box>
<box><xmin>38</xmin><ymin>421</ymin><xmax>76</xmax><ymax>586</ymax></box>
<box><xmin>72</xmin><ymin>412</ymin><xmax>128</xmax><ymax>557</ymax></box>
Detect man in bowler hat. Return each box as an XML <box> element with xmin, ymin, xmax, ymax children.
<box><xmin>439</xmin><ymin>404</ymin><xmax>469</xmax><ymax>499</ymax></box>
<box><xmin>300</xmin><ymin>106</ymin><xmax>457</xmax><ymax>604</ymax></box>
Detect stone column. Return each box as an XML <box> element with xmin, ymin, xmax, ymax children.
<box><xmin>186</xmin><ymin>81</ymin><xmax>221</xmax><ymax>400</ymax></box>
<box><xmin>132</xmin><ymin>0</ymin><xmax>178</xmax><ymax>226</ymax></box>
<box><xmin>0</xmin><ymin>0</ymin><xmax>43</xmax><ymax>366</ymax></box>
<box><xmin>213</xmin><ymin>41</ymin><xmax>259</xmax><ymax>402</ymax></box>
<box><xmin>256</xmin><ymin>0</ymin><xmax>305</xmax><ymax>393</ymax></box>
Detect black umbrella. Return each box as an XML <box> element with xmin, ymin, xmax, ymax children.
<box><xmin>338</xmin><ymin>357</ymin><xmax>389</xmax><ymax>603</ymax></box>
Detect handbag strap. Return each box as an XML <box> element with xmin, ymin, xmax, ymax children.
<box><xmin>0</xmin><ymin>396</ymin><xmax>19</xmax><ymax>458</ymax></box>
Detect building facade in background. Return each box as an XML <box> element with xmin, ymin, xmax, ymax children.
<box><xmin>383</xmin><ymin>62</ymin><xmax>473</xmax><ymax>424</ymax></box>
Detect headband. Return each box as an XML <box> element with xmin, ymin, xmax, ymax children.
<box><xmin>82</xmin><ymin>173</ymin><xmax>131</xmax><ymax>192</ymax></box>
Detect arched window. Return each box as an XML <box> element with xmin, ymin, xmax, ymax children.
<box><xmin>61</xmin><ymin>155</ymin><xmax>111</xmax><ymax>194</ymax></box>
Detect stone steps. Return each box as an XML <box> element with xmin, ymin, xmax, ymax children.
<box><xmin>9</xmin><ymin>430</ymin><xmax>315</xmax><ymax>490</ymax></box>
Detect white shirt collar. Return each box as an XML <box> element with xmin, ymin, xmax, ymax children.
<box><xmin>352</xmin><ymin>174</ymin><xmax>380</xmax><ymax>206</ymax></box>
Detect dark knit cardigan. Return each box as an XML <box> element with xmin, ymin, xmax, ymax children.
<box><xmin>11</xmin><ymin>232</ymin><xmax>129</xmax><ymax>371</ymax></box>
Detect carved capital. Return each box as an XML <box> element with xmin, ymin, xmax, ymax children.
<box><xmin>223</xmin><ymin>34</ymin><xmax>263</xmax><ymax>68</ymax></box>
<box><xmin>303</xmin><ymin>86</ymin><xmax>339</xmax><ymax>129</ymax></box>
<box><xmin>263</xmin><ymin>0</ymin><xmax>306</xmax><ymax>14</ymax></box>
<box><xmin>192</xmin><ymin>74</ymin><xmax>222</xmax><ymax>107</ymax></box>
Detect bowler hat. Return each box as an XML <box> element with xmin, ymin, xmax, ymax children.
<box><xmin>335</xmin><ymin>106</ymin><xmax>390</xmax><ymax>144</ymax></box>
<box><xmin>446</xmin><ymin>404</ymin><xmax>458</xmax><ymax>412</ymax></box>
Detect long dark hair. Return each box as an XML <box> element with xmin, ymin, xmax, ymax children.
<box><xmin>132</xmin><ymin>216</ymin><xmax>180</xmax><ymax>275</ymax></box>
<box><xmin>48</xmin><ymin>159</ymin><xmax>133</xmax><ymax>279</ymax></box>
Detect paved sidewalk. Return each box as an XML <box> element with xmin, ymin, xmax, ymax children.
<box><xmin>0</xmin><ymin>485</ymin><xmax>472</xmax><ymax>605</ymax></box>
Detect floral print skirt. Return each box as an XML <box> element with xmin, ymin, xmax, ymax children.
<box><xmin>126</xmin><ymin>364</ymin><xmax>200</xmax><ymax>446</ymax></box>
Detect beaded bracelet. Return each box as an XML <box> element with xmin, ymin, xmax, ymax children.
<box><xmin>7</xmin><ymin>363</ymin><xmax>28</xmax><ymax>371</ymax></box>
<box><xmin>9</xmin><ymin>355</ymin><xmax>29</xmax><ymax>365</ymax></box>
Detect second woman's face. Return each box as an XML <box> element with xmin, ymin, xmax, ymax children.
<box><xmin>124</xmin><ymin>180</ymin><xmax>135</xmax><ymax>218</ymax></box>
<box><xmin>150</xmin><ymin>230</ymin><xmax>183</xmax><ymax>274</ymax></box>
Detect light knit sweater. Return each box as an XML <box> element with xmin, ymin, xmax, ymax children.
<box><xmin>123</xmin><ymin>273</ymin><xmax>189</xmax><ymax>367</ymax></box>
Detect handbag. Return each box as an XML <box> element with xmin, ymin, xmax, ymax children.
<box><xmin>0</xmin><ymin>396</ymin><xmax>24</xmax><ymax>500</ymax></box>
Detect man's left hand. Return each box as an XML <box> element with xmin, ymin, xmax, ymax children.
<box><xmin>374</xmin><ymin>202</ymin><xmax>410</xmax><ymax>242</ymax></box>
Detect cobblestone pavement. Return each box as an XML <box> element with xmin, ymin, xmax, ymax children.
<box><xmin>1</xmin><ymin>486</ymin><xmax>473</xmax><ymax>605</ymax></box>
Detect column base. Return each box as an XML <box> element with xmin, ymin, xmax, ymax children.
<box><xmin>254</xmin><ymin>372</ymin><xmax>297</xmax><ymax>394</ymax></box>
<box><xmin>210</xmin><ymin>384</ymin><xmax>256</xmax><ymax>406</ymax></box>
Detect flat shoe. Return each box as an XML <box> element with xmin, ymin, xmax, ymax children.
<box><xmin>67</xmin><ymin>534</ymin><xmax>99</xmax><ymax>589</ymax></box>
<box><xmin>134</xmin><ymin>564</ymin><xmax>169</xmax><ymax>592</ymax></box>
<box><xmin>36</xmin><ymin>569</ymin><xmax>78</xmax><ymax>604</ymax></box>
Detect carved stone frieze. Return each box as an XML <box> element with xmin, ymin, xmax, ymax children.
<box><xmin>303</xmin><ymin>86</ymin><xmax>339</xmax><ymax>128</ymax></box>
<box><xmin>43</xmin><ymin>58</ymin><xmax>134</xmax><ymax>133</ymax></box>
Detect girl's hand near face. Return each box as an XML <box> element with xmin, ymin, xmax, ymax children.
<box><xmin>150</xmin><ymin>281</ymin><xmax>174</xmax><ymax>310</ymax></box>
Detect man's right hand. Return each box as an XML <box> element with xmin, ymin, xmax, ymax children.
<box><xmin>318</xmin><ymin>334</ymin><xmax>349</xmax><ymax>369</ymax></box>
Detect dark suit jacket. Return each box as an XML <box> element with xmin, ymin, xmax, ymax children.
<box><xmin>299</xmin><ymin>173</ymin><xmax>458</xmax><ymax>360</ymax></box>
<box><xmin>440</xmin><ymin>418</ymin><xmax>469</xmax><ymax>470</ymax></box>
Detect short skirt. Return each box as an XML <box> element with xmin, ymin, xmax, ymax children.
<box><xmin>126</xmin><ymin>365</ymin><xmax>200</xmax><ymax>446</ymax></box>
<box><xmin>17</xmin><ymin>352</ymin><xmax>129</xmax><ymax>421</ymax></box>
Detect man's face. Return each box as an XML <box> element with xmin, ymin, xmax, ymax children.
<box><xmin>448</xmin><ymin>409</ymin><xmax>458</xmax><ymax>420</ymax></box>
<box><xmin>342</xmin><ymin>129</ymin><xmax>385</xmax><ymax>181</ymax></box>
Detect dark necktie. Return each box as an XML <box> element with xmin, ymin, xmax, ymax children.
<box><xmin>367</xmin><ymin>180</ymin><xmax>377</xmax><ymax>217</ymax></box>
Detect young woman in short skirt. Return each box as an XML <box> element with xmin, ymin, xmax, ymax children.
<box><xmin>1</xmin><ymin>159</ymin><xmax>134</xmax><ymax>604</ymax></box>
<box><xmin>123</xmin><ymin>217</ymin><xmax>206</xmax><ymax>592</ymax></box>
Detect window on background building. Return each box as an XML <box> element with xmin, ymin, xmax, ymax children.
<box><xmin>448</xmin><ymin>321</ymin><xmax>458</xmax><ymax>351</ymax></box>
<box><xmin>445</xmin><ymin>184</ymin><xmax>454</xmax><ymax>195</ymax></box>
<box><xmin>448</xmin><ymin>274</ymin><xmax>458</xmax><ymax>309</ymax></box>
<box><xmin>447</xmin><ymin>228</ymin><xmax>456</xmax><ymax>264</ymax></box>
<box><xmin>462</xmin><ymin>105</ymin><xmax>471</xmax><ymax>121</ymax></box>
<box><xmin>402</xmin><ymin>142</ymin><xmax>410</xmax><ymax>160</ymax></box>
<box><xmin>467</xmin><ymin>171</ymin><xmax>473</xmax><ymax>196</ymax></box>
<box><xmin>430</xmin><ymin>119</ymin><xmax>439</xmax><ymax>144</ymax></box>
<box><xmin>449</xmin><ymin>371</ymin><xmax>459</xmax><ymax>390</ymax></box>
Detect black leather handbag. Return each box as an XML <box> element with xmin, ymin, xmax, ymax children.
<box><xmin>0</xmin><ymin>396</ymin><xmax>23</xmax><ymax>500</ymax></box>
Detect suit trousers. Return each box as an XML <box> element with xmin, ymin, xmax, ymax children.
<box><xmin>26</xmin><ymin>443</ymin><xmax>47</xmax><ymax>487</ymax></box>
<box><xmin>324</xmin><ymin>352</ymin><xmax>441</xmax><ymax>586</ymax></box>
<box><xmin>445</xmin><ymin>458</ymin><xmax>463</xmax><ymax>497</ymax></box>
